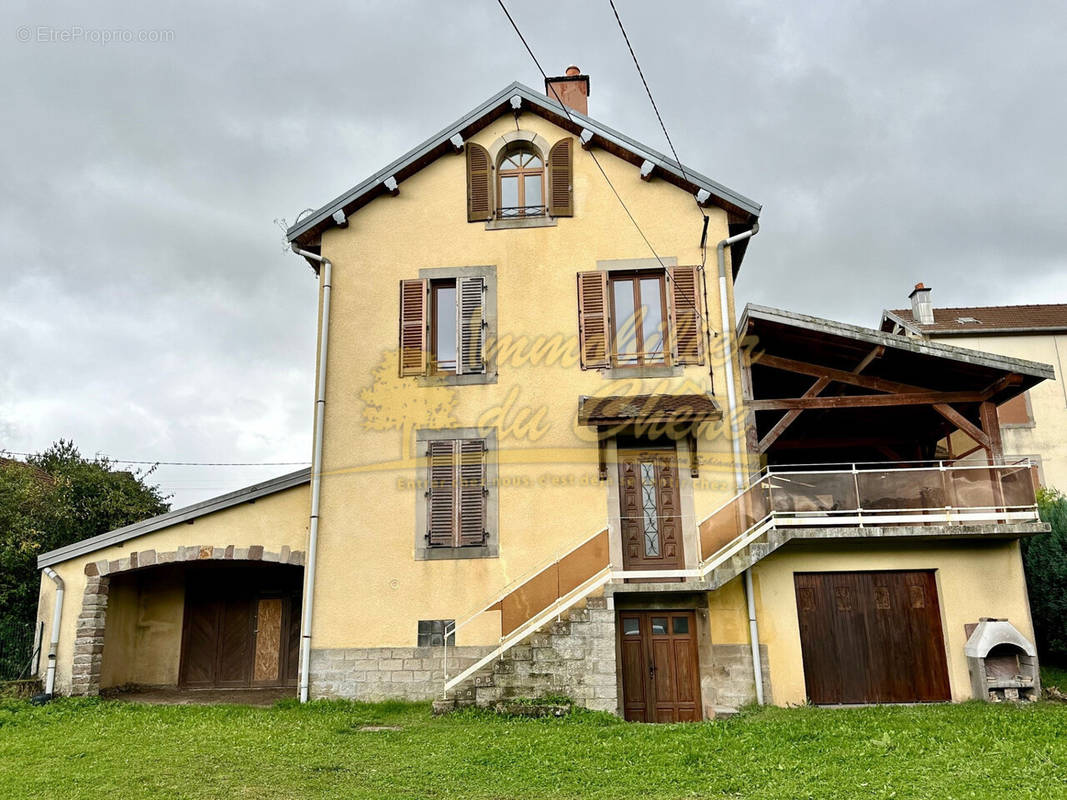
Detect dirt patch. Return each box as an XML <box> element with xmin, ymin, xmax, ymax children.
<box><xmin>104</xmin><ymin>686</ymin><xmax>295</xmax><ymax>707</ymax></box>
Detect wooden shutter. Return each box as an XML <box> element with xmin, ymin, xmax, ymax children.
<box><xmin>668</xmin><ymin>266</ymin><xmax>704</xmax><ymax>365</ymax></box>
<box><xmin>577</xmin><ymin>270</ymin><xmax>611</xmax><ymax>369</ymax></box>
<box><xmin>426</xmin><ymin>440</ymin><xmax>456</xmax><ymax>547</ymax></box>
<box><xmin>399</xmin><ymin>279</ymin><xmax>428</xmax><ymax>376</ymax></box>
<box><xmin>457</xmin><ymin>439</ymin><xmax>487</xmax><ymax>547</ymax></box>
<box><xmin>456</xmin><ymin>276</ymin><xmax>485</xmax><ymax>375</ymax></box>
<box><xmin>548</xmin><ymin>138</ymin><xmax>574</xmax><ymax>217</ymax></box>
<box><xmin>467</xmin><ymin>143</ymin><xmax>493</xmax><ymax>222</ymax></box>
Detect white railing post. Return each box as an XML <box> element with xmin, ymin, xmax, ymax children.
<box><xmin>851</xmin><ymin>463</ymin><xmax>863</xmax><ymax>528</ymax></box>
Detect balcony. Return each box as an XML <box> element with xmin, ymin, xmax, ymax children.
<box><xmin>700</xmin><ymin>459</ymin><xmax>1041</xmax><ymax>560</ymax></box>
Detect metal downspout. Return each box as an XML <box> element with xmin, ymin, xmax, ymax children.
<box><xmin>716</xmin><ymin>224</ymin><xmax>764</xmax><ymax>705</ymax></box>
<box><xmin>42</xmin><ymin>567</ymin><xmax>64</xmax><ymax>697</ymax></box>
<box><xmin>291</xmin><ymin>245</ymin><xmax>332</xmax><ymax>703</ymax></box>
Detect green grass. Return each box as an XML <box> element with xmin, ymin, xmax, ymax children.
<box><xmin>1</xmin><ymin>697</ymin><xmax>1066</xmax><ymax>799</ymax></box>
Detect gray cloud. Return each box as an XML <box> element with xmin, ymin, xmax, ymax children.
<box><xmin>2</xmin><ymin>0</ymin><xmax>1065</xmax><ymax>505</ymax></box>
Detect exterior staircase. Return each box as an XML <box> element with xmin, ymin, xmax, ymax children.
<box><xmin>439</xmin><ymin>595</ymin><xmax>618</xmax><ymax>713</ymax></box>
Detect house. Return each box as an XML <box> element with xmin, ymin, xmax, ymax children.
<box><xmin>35</xmin><ymin>71</ymin><xmax>1053</xmax><ymax>718</ymax></box>
<box><xmin>881</xmin><ymin>287</ymin><xmax>1067</xmax><ymax>491</ymax></box>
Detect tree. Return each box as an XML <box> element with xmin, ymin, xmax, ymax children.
<box><xmin>1022</xmin><ymin>488</ymin><xmax>1067</xmax><ymax>664</ymax></box>
<box><xmin>0</xmin><ymin>440</ymin><xmax>169</xmax><ymax>632</ymax></box>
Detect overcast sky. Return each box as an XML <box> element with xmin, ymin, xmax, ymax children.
<box><xmin>3</xmin><ymin>1</ymin><xmax>1065</xmax><ymax>508</ymax></box>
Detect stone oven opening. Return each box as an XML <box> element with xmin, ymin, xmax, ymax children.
<box><xmin>964</xmin><ymin>618</ymin><xmax>1039</xmax><ymax>702</ymax></box>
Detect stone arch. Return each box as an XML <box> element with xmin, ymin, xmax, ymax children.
<box><xmin>485</xmin><ymin>129</ymin><xmax>552</xmax><ymax>168</ymax></box>
<box><xmin>72</xmin><ymin>544</ymin><xmax>305</xmax><ymax>695</ymax></box>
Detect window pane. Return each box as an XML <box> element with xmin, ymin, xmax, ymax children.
<box><xmin>622</xmin><ymin>618</ymin><xmax>640</xmax><ymax>636</ymax></box>
<box><xmin>500</xmin><ymin>175</ymin><xmax>519</xmax><ymax>212</ymax></box>
<box><xmin>502</xmin><ymin>154</ymin><xmax>520</xmax><ymax>169</ymax></box>
<box><xmin>612</xmin><ymin>279</ymin><xmax>638</xmax><ymax>365</ymax></box>
<box><xmin>672</xmin><ymin>616</ymin><xmax>689</xmax><ymax>635</ymax></box>
<box><xmin>651</xmin><ymin>617</ymin><xmax>668</xmax><ymax>635</ymax></box>
<box><xmin>527</xmin><ymin>154</ymin><xmax>542</xmax><ymax>168</ymax></box>
<box><xmin>639</xmin><ymin>277</ymin><xmax>665</xmax><ymax>363</ymax></box>
<box><xmin>524</xmin><ymin>174</ymin><xmax>542</xmax><ymax>208</ymax></box>
<box><xmin>641</xmin><ymin>462</ymin><xmax>660</xmax><ymax>557</ymax></box>
<box><xmin>435</xmin><ymin>285</ymin><xmax>457</xmax><ymax>371</ymax></box>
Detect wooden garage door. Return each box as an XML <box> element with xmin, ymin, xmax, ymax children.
<box><xmin>795</xmin><ymin>571</ymin><xmax>951</xmax><ymax>704</ymax></box>
<box><xmin>179</xmin><ymin>569</ymin><xmax>301</xmax><ymax>690</ymax></box>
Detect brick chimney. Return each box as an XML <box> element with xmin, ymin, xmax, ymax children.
<box><xmin>909</xmin><ymin>283</ymin><xmax>934</xmax><ymax>325</ymax></box>
<box><xmin>545</xmin><ymin>66</ymin><xmax>590</xmax><ymax>116</ymax></box>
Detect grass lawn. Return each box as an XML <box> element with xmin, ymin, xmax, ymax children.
<box><xmin>1</xmin><ymin>692</ymin><xmax>1065</xmax><ymax>799</ymax></box>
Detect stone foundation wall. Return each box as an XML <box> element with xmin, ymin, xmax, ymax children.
<box><xmin>704</xmin><ymin>643</ymin><xmax>772</xmax><ymax>708</ymax></box>
<box><xmin>309</xmin><ymin>646</ymin><xmax>494</xmax><ymax>701</ymax></box>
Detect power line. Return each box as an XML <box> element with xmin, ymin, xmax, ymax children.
<box><xmin>2</xmin><ymin>451</ymin><xmax>309</xmax><ymax>467</ymax></box>
<box><xmin>607</xmin><ymin>0</ymin><xmax>711</xmax><ymax>265</ymax></box>
<box><xmin>494</xmin><ymin>0</ymin><xmax>709</xmax><ymax>328</ymax></box>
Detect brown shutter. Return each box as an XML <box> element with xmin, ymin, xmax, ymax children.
<box><xmin>668</xmin><ymin>266</ymin><xmax>704</xmax><ymax>365</ymax></box>
<box><xmin>427</xmin><ymin>439</ymin><xmax>456</xmax><ymax>547</ymax></box>
<box><xmin>467</xmin><ymin>143</ymin><xmax>492</xmax><ymax>222</ymax></box>
<box><xmin>456</xmin><ymin>276</ymin><xmax>485</xmax><ymax>375</ymax></box>
<box><xmin>457</xmin><ymin>439</ymin><xmax>487</xmax><ymax>547</ymax></box>
<box><xmin>577</xmin><ymin>270</ymin><xmax>611</xmax><ymax>369</ymax></box>
<box><xmin>548</xmin><ymin>138</ymin><xmax>574</xmax><ymax>217</ymax></box>
<box><xmin>398</xmin><ymin>279</ymin><xmax>428</xmax><ymax>376</ymax></box>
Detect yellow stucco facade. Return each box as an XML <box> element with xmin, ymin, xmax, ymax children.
<box><xmin>309</xmin><ymin>111</ymin><xmax>741</xmax><ymax>649</ymax></box>
<box><xmin>936</xmin><ymin>332</ymin><xmax>1067</xmax><ymax>491</ymax></box>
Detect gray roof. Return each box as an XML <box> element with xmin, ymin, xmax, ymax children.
<box><xmin>286</xmin><ymin>81</ymin><xmax>761</xmax><ymax>250</ymax></box>
<box><xmin>38</xmin><ymin>468</ymin><xmax>310</xmax><ymax>569</ymax></box>
<box><xmin>740</xmin><ymin>304</ymin><xmax>1056</xmax><ymax>381</ymax></box>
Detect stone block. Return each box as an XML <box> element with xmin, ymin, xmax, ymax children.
<box><xmin>585</xmin><ymin>596</ymin><xmax>608</xmax><ymax>609</ymax></box>
<box><xmin>567</xmin><ymin>608</ymin><xmax>589</xmax><ymax>622</ymax></box>
<box><xmin>508</xmin><ymin>646</ymin><xmax>533</xmax><ymax>661</ymax></box>
<box><xmin>138</xmin><ymin>550</ymin><xmax>157</xmax><ymax>567</ymax></box>
<box><xmin>532</xmin><ymin>648</ymin><xmax>559</xmax><ymax>663</ymax></box>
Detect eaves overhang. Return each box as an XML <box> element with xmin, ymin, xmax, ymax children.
<box><xmin>740</xmin><ymin>304</ymin><xmax>1056</xmax><ymax>382</ymax></box>
<box><xmin>37</xmin><ymin>468</ymin><xmax>311</xmax><ymax>569</ymax></box>
<box><xmin>285</xmin><ymin>81</ymin><xmax>761</xmax><ymax>254</ymax></box>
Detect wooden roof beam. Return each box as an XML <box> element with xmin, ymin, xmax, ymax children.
<box><xmin>757</xmin><ymin>378</ymin><xmax>829</xmax><ymax>453</ymax></box>
<box><xmin>932</xmin><ymin>403</ymin><xmax>990</xmax><ymax>449</ymax></box>
<box><xmin>751</xmin><ymin>390</ymin><xmax>986</xmax><ymax>411</ymax></box>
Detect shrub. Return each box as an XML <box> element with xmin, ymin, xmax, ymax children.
<box><xmin>1022</xmin><ymin>488</ymin><xmax>1067</xmax><ymax>663</ymax></box>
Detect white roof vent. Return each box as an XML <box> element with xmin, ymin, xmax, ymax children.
<box><xmin>955</xmin><ymin>316</ymin><xmax>981</xmax><ymax>324</ymax></box>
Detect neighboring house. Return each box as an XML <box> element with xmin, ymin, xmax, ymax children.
<box><xmin>35</xmin><ymin>72</ymin><xmax>1053</xmax><ymax>718</ymax></box>
<box><xmin>881</xmin><ymin>285</ymin><xmax>1067</xmax><ymax>491</ymax></box>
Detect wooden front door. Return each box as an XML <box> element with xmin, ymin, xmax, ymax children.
<box><xmin>618</xmin><ymin>448</ymin><xmax>684</xmax><ymax>575</ymax></box>
<box><xmin>795</xmin><ymin>570</ymin><xmax>951</xmax><ymax>705</ymax></box>
<box><xmin>619</xmin><ymin>610</ymin><xmax>701</xmax><ymax>722</ymax></box>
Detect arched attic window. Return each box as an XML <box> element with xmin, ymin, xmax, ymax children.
<box><xmin>497</xmin><ymin>144</ymin><xmax>544</xmax><ymax>218</ymax></box>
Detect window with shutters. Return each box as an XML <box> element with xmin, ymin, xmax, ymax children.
<box><xmin>577</xmin><ymin>264</ymin><xmax>705</xmax><ymax>371</ymax></box>
<box><xmin>398</xmin><ymin>266</ymin><xmax>496</xmax><ymax>386</ymax></box>
<box><xmin>415</xmin><ymin>428</ymin><xmax>498</xmax><ymax>560</ymax></box>
<box><xmin>476</xmin><ymin>134</ymin><xmax>572</xmax><ymax>229</ymax></box>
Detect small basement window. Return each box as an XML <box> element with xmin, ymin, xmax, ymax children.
<box><xmin>417</xmin><ymin>619</ymin><xmax>456</xmax><ymax>647</ymax></box>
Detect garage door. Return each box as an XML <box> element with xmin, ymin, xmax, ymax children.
<box><xmin>794</xmin><ymin>570</ymin><xmax>951</xmax><ymax>704</ymax></box>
